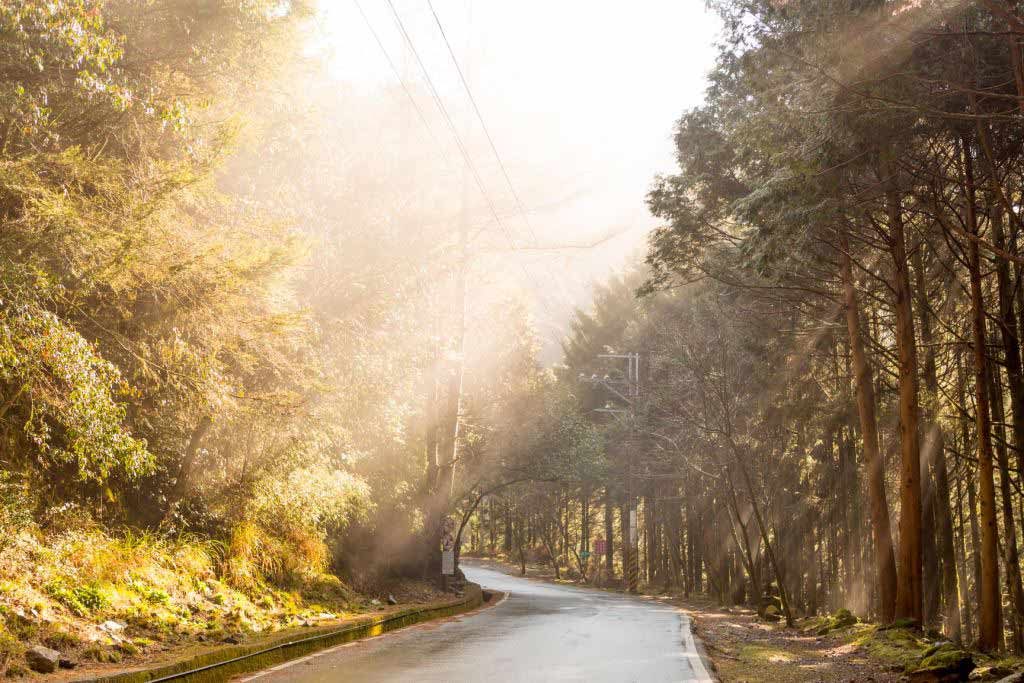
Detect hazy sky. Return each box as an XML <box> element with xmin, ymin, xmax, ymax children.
<box><xmin>314</xmin><ymin>0</ymin><xmax>721</xmax><ymax>349</ymax></box>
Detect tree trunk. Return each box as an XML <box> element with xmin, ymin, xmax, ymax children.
<box><xmin>730</xmin><ymin>440</ymin><xmax>794</xmax><ymax>627</ymax></box>
<box><xmin>840</xmin><ymin>231</ymin><xmax>898</xmax><ymax>622</ymax></box>
<box><xmin>422</xmin><ymin>344</ymin><xmax>441</xmax><ymax>579</ymax></box>
<box><xmin>954</xmin><ymin>458</ymin><xmax>974</xmax><ymax>643</ymax></box>
<box><xmin>165</xmin><ymin>415</ymin><xmax>213</xmax><ymax>515</ymax></box>
<box><xmin>886</xmin><ymin>174</ymin><xmax>924</xmax><ymax>625</ymax></box>
<box><xmin>991</xmin><ymin>366</ymin><xmax>1024</xmax><ymax>652</ymax></box>
<box><xmin>667</xmin><ymin>499</ymin><xmax>683</xmax><ymax>590</ymax></box>
<box><xmin>989</xmin><ymin>198</ymin><xmax>1024</xmax><ymax>653</ymax></box>
<box><xmin>912</xmin><ymin>248</ymin><xmax>962</xmax><ymax>641</ymax></box>
<box><xmin>962</xmin><ymin>136</ymin><xmax>1001</xmax><ymax>651</ymax></box>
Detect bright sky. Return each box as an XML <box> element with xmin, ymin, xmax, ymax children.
<box><xmin>314</xmin><ymin>0</ymin><xmax>721</xmax><ymax>350</ymax></box>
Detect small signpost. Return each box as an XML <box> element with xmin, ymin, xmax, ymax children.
<box><xmin>594</xmin><ymin>538</ymin><xmax>607</xmax><ymax>555</ymax></box>
<box><xmin>441</xmin><ymin>517</ymin><xmax>456</xmax><ymax>577</ymax></box>
<box><xmin>580</xmin><ymin>550</ymin><xmax>590</xmax><ymax>560</ymax></box>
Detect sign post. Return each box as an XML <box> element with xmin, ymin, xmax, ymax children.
<box><xmin>440</xmin><ymin>516</ymin><xmax>456</xmax><ymax>589</ymax></box>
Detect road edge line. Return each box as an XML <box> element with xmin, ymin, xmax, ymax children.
<box><xmin>681</xmin><ymin>613</ymin><xmax>719</xmax><ymax>683</ymax></box>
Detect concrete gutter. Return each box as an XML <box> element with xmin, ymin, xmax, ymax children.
<box><xmin>76</xmin><ymin>584</ymin><xmax>484</xmax><ymax>683</ymax></box>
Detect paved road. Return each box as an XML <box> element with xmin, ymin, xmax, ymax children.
<box><xmin>240</xmin><ymin>564</ymin><xmax>714</xmax><ymax>682</ymax></box>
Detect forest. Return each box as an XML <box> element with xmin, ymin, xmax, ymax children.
<box><xmin>5</xmin><ymin>0</ymin><xmax>1024</xmax><ymax>679</ymax></box>
<box><xmin>465</xmin><ymin>0</ymin><xmax>1024</xmax><ymax>660</ymax></box>
<box><xmin>0</xmin><ymin>0</ymin><xmax>608</xmax><ymax>674</ymax></box>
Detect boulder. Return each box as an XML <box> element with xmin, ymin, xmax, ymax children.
<box><xmin>994</xmin><ymin>672</ymin><xmax>1024</xmax><ymax>683</ymax></box>
<box><xmin>832</xmin><ymin>608</ymin><xmax>857</xmax><ymax>629</ymax></box>
<box><xmin>25</xmin><ymin>646</ymin><xmax>61</xmax><ymax>674</ymax></box>
<box><xmin>880</xmin><ymin>617</ymin><xmax>920</xmax><ymax>631</ymax></box>
<box><xmin>908</xmin><ymin>644</ymin><xmax>975</xmax><ymax>683</ymax></box>
<box><xmin>970</xmin><ymin>666</ymin><xmax>1014</xmax><ymax>681</ymax></box>
<box><xmin>387</xmin><ymin>594</ymin><xmax>398</xmax><ymax>606</ymax></box>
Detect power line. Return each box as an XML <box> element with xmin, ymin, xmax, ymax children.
<box><xmin>383</xmin><ymin>0</ymin><xmax>510</xmax><ymax>243</ymax></box>
<box><xmin>424</xmin><ymin>1</ymin><xmax>592</xmax><ymax>322</ymax></box>
<box><xmin>352</xmin><ymin>0</ymin><xmax>453</xmax><ymax>169</ymax></box>
<box><xmin>382</xmin><ymin>0</ymin><xmax>559</xmax><ymax>321</ymax></box>
<box><xmin>427</xmin><ymin>0</ymin><xmax>540</xmax><ymax>247</ymax></box>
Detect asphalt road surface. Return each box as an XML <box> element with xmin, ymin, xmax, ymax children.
<box><xmin>239</xmin><ymin>564</ymin><xmax>715</xmax><ymax>682</ymax></box>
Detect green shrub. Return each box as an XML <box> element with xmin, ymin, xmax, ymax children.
<box><xmin>44</xmin><ymin>580</ymin><xmax>110</xmax><ymax>615</ymax></box>
<box><xmin>131</xmin><ymin>582</ymin><xmax>170</xmax><ymax>605</ymax></box>
<box><xmin>83</xmin><ymin>646</ymin><xmax>122</xmax><ymax>663</ymax></box>
<box><xmin>0</xmin><ymin>628</ymin><xmax>23</xmax><ymax>671</ymax></box>
<box><xmin>43</xmin><ymin>628</ymin><xmax>82</xmax><ymax>650</ymax></box>
<box><xmin>5</xmin><ymin>663</ymin><xmax>28</xmax><ymax>677</ymax></box>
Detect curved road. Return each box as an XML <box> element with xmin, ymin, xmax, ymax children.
<box><xmin>240</xmin><ymin>564</ymin><xmax>714</xmax><ymax>682</ymax></box>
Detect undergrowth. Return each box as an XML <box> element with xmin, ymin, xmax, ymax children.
<box><xmin>0</xmin><ymin>519</ymin><xmax>363</xmax><ymax>676</ymax></box>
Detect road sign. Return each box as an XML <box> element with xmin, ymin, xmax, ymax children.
<box><xmin>441</xmin><ymin>517</ymin><xmax>456</xmax><ymax>552</ymax></box>
<box><xmin>594</xmin><ymin>539</ymin><xmax>607</xmax><ymax>555</ymax></box>
<box><xmin>442</xmin><ymin>550</ymin><xmax>455</xmax><ymax>575</ymax></box>
<box><xmin>580</xmin><ymin>550</ymin><xmax>590</xmax><ymax>560</ymax></box>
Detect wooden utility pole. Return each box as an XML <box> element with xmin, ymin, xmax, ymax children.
<box><xmin>583</xmin><ymin>352</ymin><xmax>640</xmax><ymax>592</ymax></box>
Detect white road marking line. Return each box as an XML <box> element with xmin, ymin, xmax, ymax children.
<box><xmin>680</xmin><ymin>614</ymin><xmax>716</xmax><ymax>683</ymax></box>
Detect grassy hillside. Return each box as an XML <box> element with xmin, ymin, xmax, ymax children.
<box><xmin>0</xmin><ymin>519</ymin><xmax>367</xmax><ymax>677</ymax></box>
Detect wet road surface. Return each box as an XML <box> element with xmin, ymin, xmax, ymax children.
<box><xmin>239</xmin><ymin>564</ymin><xmax>714</xmax><ymax>682</ymax></box>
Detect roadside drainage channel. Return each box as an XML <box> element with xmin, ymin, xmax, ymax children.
<box><xmin>77</xmin><ymin>585</ymin><xmax>486</xmax><ymax>683</ymax></box>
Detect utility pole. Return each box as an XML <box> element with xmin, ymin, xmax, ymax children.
<box><xmin>581</xmin><ymin>352</ymin><xmax>640</xmax><ymax>593</ymax></box>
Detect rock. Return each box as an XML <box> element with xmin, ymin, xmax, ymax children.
<box><xmin>58</xmin><ymin>658</ymin><xmax>77</xmax><ymax>670</ymax></box>
<box><xmin>994</xmin><ymin>672</ymin><xmax>1024</xmax><ymax>683</ymax></box>
<box><xmin>317</xmin><ymin>613</ymin><xmax>336</xmax><ymax>620</ymax></box>
<box><xmin>760</xmin><ymin>593</ymin><xmax>783</xmax><ymax>613</ymax></box>
<box><xmin>908</xmin><ymin>644</ymin><xmax>974</xmax><ymax>683</ymax></box>
<box><xmin>880</xmin><ymin>617</ymin><xmax>920</xmax><ymax>631</ymax></box>
<box><xmin>831</xmin><ymin>608</ymin><xmax>857</xmax><ymax>629</ymax></box>
<box><xmin>25</xmin><ymin>646</ymin><xmax>61</xmax><ymax>674</ymax></box>
<box><xmin>99</xmin><ymin>620</ymin><xmax>126</xmax><ymax>636</ymax></box>
<box><xmin>387</xmin><ymin>594</ymin><xmax>398</xmax><ymax>606</ymax></box>
<box><xmin>370</xmin><ymin>599</ymin><xmax>381</xmax><ymax>607</ymax></box>
<box><xmin>972</xmin><ymin>666</ymin><xmax>1014</xmax><ymax>681</ymax></box>
<box><xmin>222</xmin><ymin>634</ymin><xmax>243</xmax><ymax>644</ymax></box>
